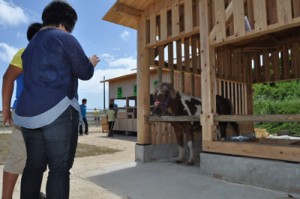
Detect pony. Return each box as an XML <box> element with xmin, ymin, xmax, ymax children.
<box><xmin>153</xmin><ymin>82</ymin><xmax>239</xmax><ymax>165</ymax></box>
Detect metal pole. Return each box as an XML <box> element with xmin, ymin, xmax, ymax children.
<box><xmin>103</xmin><ymin>76</ymin><xmax>105</xmax><ymax>110</ymax></box>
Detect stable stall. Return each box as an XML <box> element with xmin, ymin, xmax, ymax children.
<box><xmin>103</xmin><ymin>0</ymin><xmax>300</xmax><ymax>193</ymax></box>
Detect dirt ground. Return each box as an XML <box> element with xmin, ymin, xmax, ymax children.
<box><xmin>0</xmin><ymin>126</ymin><xmax>136</xmax><ymax>199</ymax></box>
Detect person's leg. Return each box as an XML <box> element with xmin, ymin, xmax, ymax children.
<box><xmin>83</xmin><ymin>117</ymin><xmax>88</xmax><ymax>134</ymax></box>
<box><xmin>79</xmin><ymin>122</ymin><xmax>83</xmax><ymax>135</ymax></box>
<box><xmin>2</xmin><ymin>127</ymin><xmax>26</xmax><ymax>199</ymax></box>
<box><xmin>44</xmin><ymin>106</ymin><xmax>79</xmax><ymax>199</ymax></box>
<box><xmin>20</xmin><ymin>128</ymin><xmax>47</xmax><ymax>199</ymax></box>
<box><xmin>107</xmin><ymin>122</ymin><xmax>113</xmax><ymax>137</ymax></box>
<box><xmin>2</xmin><ymin>172</ymin><xmax>18</xmax><ymax>199</ymax></box>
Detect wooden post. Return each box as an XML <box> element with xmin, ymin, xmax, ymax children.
<box><xmin>137</xmin><ymin>17</ymin><xmax>151</xmax><ymax>145</ymax></box>
<box><xmin>200</xmin><ymin>0</ymin><xmax>216</xmax><ymax>142</ymax></box>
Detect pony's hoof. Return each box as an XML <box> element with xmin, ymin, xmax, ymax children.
<box><xmin>187</xmin><ymin>159</ymin><xmax>195</xmax><ymax>165</ymax></box>
<box><xmin>175</xmin><ymin>159</ymin><xmax>184</xmax><ymax>164</ymax></box>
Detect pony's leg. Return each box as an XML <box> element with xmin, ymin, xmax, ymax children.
<box><xmin>219</xmin><ymin>122</ymin><xmax>227</xmax><ymax>141</ymax></box>
<box><xmin>174</xmin><ymin>128</ymin><xmax>184</xmax><ymax>163</ymax></box>
<box><xmin>186</xmin><ymin>126</ymin><xmax>195</xmax><ymax>165</ymax></box>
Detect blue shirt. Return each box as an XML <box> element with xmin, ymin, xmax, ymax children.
<box><xmin>80</xmin><ymin>104</ymin><xmax>87</xmax><ymax>118</ymax></box>
<box><xmin>12</xmin><ymin>74</ymin><xmax>24</xmax><ymax>109</ymax></box>
<box><xmin>14</xmin><ymin>28</ymin><xmax>94</xmax><ymax>128</ymax></box>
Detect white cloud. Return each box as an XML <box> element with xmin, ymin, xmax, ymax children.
<box><xmin>109</xmin><ymin>56</ymin><xmax>137</xmax><ymax>68</ymax></box>
<box><xmin>78</xmin><ymin>54</ymin><xmax>137</xmax><ymax>110</ymax></box>
<box><xmin>0</xmin><ymin>0</ymin><xmax>29</xmax><ymax>26</ymax></box>
<box><xmin>120</xmin><ymin>31</ymin><xmax>130</xmax><ymax>41</ymax></box>
<box><xmin>0</xmin><ymin>43</ymin><xmax>18</xmax><ymax>63</ymax></box>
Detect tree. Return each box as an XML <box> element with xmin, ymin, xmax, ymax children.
<box><xmin>253</xmin><ymin>80</ymin><xmax>300</xmax><ymax>135</ymax></box>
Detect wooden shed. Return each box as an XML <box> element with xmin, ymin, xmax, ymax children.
<box><xmin>103</xmin><ymin>0</ymin><xmax>300</xmax><ymax>193</ymax></box>
<box><xmin>101</xmin><ymin>68</ymin><xmax>192</xmax><ymax>136</ymax></box>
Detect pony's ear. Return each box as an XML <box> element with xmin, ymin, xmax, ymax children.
<box><xmin>168</xmin><ymin>83</ymin><xmax>176</xmax><ymax>99</ymax></box>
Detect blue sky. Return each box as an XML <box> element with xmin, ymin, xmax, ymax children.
<box><xmin>0</xmin><ymin>0</ymin><xmax>137</xmax><ymax>110</ymax></box>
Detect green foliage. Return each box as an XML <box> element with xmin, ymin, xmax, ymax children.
<box><xmin>253</xmin><ymin>80</ymin><xmax>300</xmax><ymax>135</ymax></box>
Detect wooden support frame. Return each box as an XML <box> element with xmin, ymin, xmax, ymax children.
<box><xmin>104</xmin><ymin>0</ymin><xmax>300</xmax><ymax>163</ymax></box>
<box><xmin>137</xmin><ymin>16</ymin><xmax>151</xmax><ymax>145</ymax></box>
<box><xmin>203</xmin><ymin>141</ymin><xmax>300</xmax><ymax>162</ymax></box>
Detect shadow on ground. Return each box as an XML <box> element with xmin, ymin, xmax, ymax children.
<box><xmin>88</xmin><ymin>161</ymin><xmax>294</xmax><ymax>199</ymax></box>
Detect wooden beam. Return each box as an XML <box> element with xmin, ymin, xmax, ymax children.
<box><xmin>233</xmin><ymin>0</ymin><xmax>245</xmax><ymax>37</ymax></box>
<box><xmin>214</xmin><ymin>0</ymin><xmax>226</xmax><ymax>43</ymax></box>
<box><xmin>200</xmin><ymin>0</ymin><xmax>216</xmax><ymax>141</ymax></box>
<box><xmin>148</xmin><ymin>115</ymin><xmax>200</xmax><ymax>122</ymax></box>
<box><xmin>203</xmin><ymin>141</ymin><xmax>300</xmax><ymax>162</ymax></box>
<box><xmin>137</xmin><ymin>16</ymin><xmax>151</xmax><ymax>145</ymax></box>
<box><xmin>115</xmin><ymin>3</ymin><xmax>142</xmax><ymax>18</ymax></box>
<box><xmin>215</xmin><ymin>114</ymin><xmax>300</xmax><ymax>122</ymax></box>
<box><xmin>253</xmin><ymin>0</ymin><xmax>267</xmax><ymax>31</ymax></box>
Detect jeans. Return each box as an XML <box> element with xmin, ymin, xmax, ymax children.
<box><xmin>79</xmin><ymin>117</ymin><xmax>88</xmax><ymax>134</ymax></box>
<box><xmin>20</xmin><ymin>106</ymin><xmax>79</xmax><ymax>199</ymax></box>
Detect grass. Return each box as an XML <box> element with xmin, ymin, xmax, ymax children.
<box><xmin>0</xmin><ymin>133</ymin><xmax>120</xmax><ymax>165</ymax></box>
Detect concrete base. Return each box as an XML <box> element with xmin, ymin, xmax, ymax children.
<box><xmin>135</xmin><ymin>144</ymin><xmax>178</xmax><ymax>162</ymax></box>
<box><xmin>200</xmin><ymin>153</ymin><xmax>300</xmax><ymax>194</ymax></box>
<box><xmin>135</xmin><ymin>140</ymin><xmax>201</xmax><ymax>162</ymax></box>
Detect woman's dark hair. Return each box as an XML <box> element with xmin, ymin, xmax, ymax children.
<box><xmin>27</xmin><ymin>23</ymin><xmax>42</xmax><ymax>41</ymax></box>
<box><xmin>42</xmin><ymin>1</ymin><xmax>77</xmax><ymax>33</ymax></box>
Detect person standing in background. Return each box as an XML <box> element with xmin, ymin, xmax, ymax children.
<box><xmin>94</xmin><ymin>108</ymin><xmax>100</xmax><ymax>127</ymax></box>
<box><xmin>13</xmin><ymin>1</ymin><xmax>100</xmax><ymax>198</ymax></box>
<box><xmin>79</xmin><ymin>98</ymin><xmax>88</xmax><ymax>135</ymax></box>
<box><xmin>107</xmin><ymin>104</ymin><xmax>116</xmax><ymax>137</ymax></box>
<box><xmin>1</xmin><ymin>22</ymin><xmax>43</xmax><ymax>199</ymax></box>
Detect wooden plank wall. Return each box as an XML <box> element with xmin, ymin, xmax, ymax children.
<box><xmin>209</xmin><ymin>0</ymin><xmax>300</xmax><ymax>47</ymax></box>
<box><xmin>251</xmin><ymin>40</ymin><xmax>300</xmax><ymax>83</ymax></box>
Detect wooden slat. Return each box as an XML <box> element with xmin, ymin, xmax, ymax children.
<box><xmin>168</xmin><ymin>42</ymin><xmax>174</xmax><ymax>69</ymax></box>
<box><xmin>172</xmin><ymin>0</ymin><xmax>180</xmax><ymax>37</ymax></box>
<box><xmin>209</xmin><ymin>0</ymin><xmax>233</xmax><ymax>42</ymax></box>
<box><xmin>232</xmin><ymin>0</ymin><xmax>246</xmax><ymax>37</ymax></box>
<box><xmin>158</xmin><ymin>45</ymin><xmax>164</xmax><ymax>83</ymax></box>
<box><xmin>282</xmin><ymin>46</ymin><xmax>291</xmax><ymax>79</ymax></box>
<box><xmin>160</xmin><ymin>0</ymin><xmax>167</xmax><ymax>41</ymax></box>
<box><xmin>150</xmin><ymin>3</ymin><xmax>157</xmax><ymax>45</ymax></box>
<box><xmin>268</xmin><ymin>0</ymin><xmax>278</xmax><ymax>24</ymax></box>
<box><xmin>191</xmin><ymin>35</ymin><xmax>199</xmax><ymax>74</ymax></box>
<box><xmin>184</xmin><ymin>37</ymin><xmax>191</xmax><ymax>72</ymax></box>
<box><xmin>148</xmin><ymin>115</ymin><xmax>199</xmax><ymax>122</ymax></box>
<box><xmin>293</xmin><ymin>0</ymin><xmax>300</xmax><ymax>18</ymax></box>
<box><xmin>115</xmin><ymin>3</ymin><xmax>142</xmax><ymax>18</ymax></box>
<box><xmin>253</xmin><ymin>0</ymin><xmax>267</xmax><ymax>31</ymax></box>
<box><xmin>277</xmin><ymin>0</ymin><xmax>292</xmax><ymax>25</ymax></box>
<box><xmin>203</xmin><ymin>141</ymin><xmax>300</xmax><ymax>162</ymax></box>
<box><xmin>176</xmin><ymin>39</ymin><xmax>182</xmax><ymax>70</ymax></box>
<box><xmin>214</xmin><ymin>0</ymin><xmax>226</xmax><ymax>43</ymax></box>
<box><xmin>184</xmin><ymin>0</ymin><xmax>193</xmax><ymax>32</ymax></box>
<box><xmin>292</xmin><ymin>42</ymin><xmax>300</xmax><ymax>78</ymax></box>
<box><xmin>272</xmin><ymin>50</ymin><xmax>280</xmax><ymax>81</ymax></box>
<box><xmin>215</xmin><ymin>114</ymin><xmax>300</xmax><ymax>122</ymax></box>
<box><xmin>263</xmin><ymin>52</ymin><xmax>271</xmax><ymax>82</ymax></box>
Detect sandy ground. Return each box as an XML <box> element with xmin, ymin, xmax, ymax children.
<box><xmin>0</xmin><ymin>126</ymin><xmax>136</xmax><ymax>199</ymax></box>
<box><xmin>1</xmin><ymin>127</ymin><xmax>300</xmax><ymax>199</ymax></box>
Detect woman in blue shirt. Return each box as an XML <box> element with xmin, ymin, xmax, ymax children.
<box><xmin>13</xmin><ymin>2</ymin><xmax>99</xmax><ymax>198</ymax></box>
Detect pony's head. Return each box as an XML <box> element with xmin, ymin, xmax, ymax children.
<box><xmin>153</xmin><ymin>82</ymin><xmax>176</xmax><ymax>116</ymax></box>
